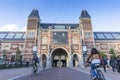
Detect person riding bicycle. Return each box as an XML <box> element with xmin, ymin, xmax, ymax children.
<box><xmin>32</xmin><ymin>55</ymin><xmax>39</xmax><ymax>73</ymax></box>
<box><xmin>86</xmin><ymin>48</ymin><xmax>102</xmax><ymax>80</ymax></box>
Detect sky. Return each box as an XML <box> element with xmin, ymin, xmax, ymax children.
<box><xmin>0</xmin><ymin>0</ymin><xmax>120</xmax><ymax>32</ymax></box>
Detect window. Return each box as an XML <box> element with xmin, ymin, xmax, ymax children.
<box><xmin>0</xmin><ymin>32</ymin><xmax>7</xmax><ymax>39</ymax></box>
<box><xmin>94</xmin><ymin>33</ymin><xmax>97</xmax><ymax>39</ymax></box>
<box><xmin>112</xmin><ymin>33</ymin><xmax>120</xmax><ymax>39</ymax></box>
<box><xmin>27</xmin><ymin>32</ymin><xmax>35</xmax><ymax>38</ymax></box>
<box><xmin>85</xmin><ymin>32</ymin><xmax>91</xmax><ymax>38</ymax></box>
<box><xmin>96</xmin><ymin>33</ymin><xmax>105</xmax><ymax>39</ymax></box>
<box><xmin>14</xmin><ymin>33</ymin><xmax>24</xmax><ymax>39</ymax></box>
<box><xmin>28</xmin><ymin>21</ymin><xmax>36</xmax><ymax>28</ymax></box>
<box><xmin>104</xmin><ymin>33</ymin><xmax>113</xmax><ymax>39</ymax></box>
<box><xmin>5</xmin><ymin>33</ymin><xmax>15</xmax><ymax>39</ymax></box>
<box><xmin>54</xmin><ymin>25</ymin><xmax>65</xmax><ymax>29</ymax></box>
<box><xmin>22</xmin><ymin>33</ymin><xmax>26</xmax><ymax>39</ymax></box>
<box><xmin>52</xmin><ymin>32</ymin><xmax>68</xmax><ymax>45</ymax></box>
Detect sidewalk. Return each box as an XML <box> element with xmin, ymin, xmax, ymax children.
<box><xmin>73</xmin><ymin>67</ymin><xmax>120</xmax><ymax>80</ymax></box>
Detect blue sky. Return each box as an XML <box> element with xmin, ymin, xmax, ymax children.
<box><xmin>0</xmin><ymin>0</ymin><xmax>120</xmax><ymax>31</ymax></box>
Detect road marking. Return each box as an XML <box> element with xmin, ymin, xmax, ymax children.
<box><xmin>8</xmin><ymin>73</ymin><xmax>30</xmax><ymax>80</ymax></box>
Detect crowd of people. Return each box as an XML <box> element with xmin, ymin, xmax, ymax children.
<box><xmin>102</xmin><ymin>55</ymin><xmax>120</xmax><ymax>73</ymax></box>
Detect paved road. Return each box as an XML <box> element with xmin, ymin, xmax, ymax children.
<box><xmin>74</xmin><ymin>67</ymin><xmax>120</xmax><ymax>80</ymax></box>
<box><xmin>0</xmin><ymin>67</ymin><xmax>32</xmax><ymax>80</ymax></box>
<box><xmin>15</xmin><ymin>67</ymin><xmax>90</xmax><ymax>80</ymax></box>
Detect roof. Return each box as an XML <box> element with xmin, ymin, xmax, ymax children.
<box><xmin>80</xmin><ymin>10</ymin><xmax>91</xmax><ymax>19</ymax></box>
<box><xmin>0</xmin><ymin>32</ymin><xmax>25</xmax><ymax>41</ymax></box>
<box><xmin>40</xmin><ymin>23</ymin><xmax>79</xmax><ymax>29</ymax></box>
<box><xmin>1</xmin><ymin>31</ymin><xmax>120</xmax><ymax>41</ymax></box>
<box><xmin>94</xmin><ymin>32</ymin><xmax>120</xmax><ymax>40</ymax></box>
<box><xmin>28</xmin><ymin>9</ymin><xmax>40</xmax><ymax>18</ymax></box>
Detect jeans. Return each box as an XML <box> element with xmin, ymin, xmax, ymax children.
<box><xmin>103</xmin><ymin>65</ymin><xmax>107</xmax><ymax>72</ymax></box>
<box><xmin>112</xmin><ymin>66</ymin><xmax>116</xmax><ymax>72</ymax></box>
<box><xmin>90</xmin><ymin>64</ymin><xmax>97</xmax><ymax>78</ymax></box>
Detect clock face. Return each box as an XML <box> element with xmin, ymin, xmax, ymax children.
<box><xmin>52</xmin><ymin>32</ymin><xmax>68</xmax><ymax>45</ymax></box>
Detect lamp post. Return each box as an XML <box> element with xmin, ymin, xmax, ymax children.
<box><xmin>82</xmin><ymin>45</ymin><xmax>87</xmax><ymax>65</ymax></box>
<box><xmin>82</xmin><ymin>40</ymin><xmax>87</xmax><ymax>67</ymax></box>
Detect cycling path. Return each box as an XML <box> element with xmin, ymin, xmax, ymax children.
<box><xmin>73</xmin><ymin>67</ymin><xmax>120</xmax><ymax>80</ymax></box>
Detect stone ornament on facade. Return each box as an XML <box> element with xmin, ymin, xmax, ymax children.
<box><xmin>100</xmin><ymin>44</ymin><xmax>108</xmax><ymax>50</ymax></box>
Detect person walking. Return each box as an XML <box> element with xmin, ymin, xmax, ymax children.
<box><xmin>109</xmin><ymin>56</ymin><xmax>117</xmax><ymax>73</ymax></box>
<box><xmin>102</xmin><ymin>56</ymin><xmax>108</xmax><ymax>72</ymax></box>
<box><xmin>42</xmin><ymin>60</ymin><xmax>46</xmax><ymax>70</ymax></box>
<box><xmin>116</xmin><ymin>56</ymin><xmax>120</xmax><ymax>73</ymax></box>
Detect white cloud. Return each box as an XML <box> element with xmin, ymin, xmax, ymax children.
<box><xmin>0</xmin><ymin>24</ymin><xmax>26</xmax><ymax>32</ymax></box>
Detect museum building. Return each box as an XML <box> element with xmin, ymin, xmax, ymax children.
<box><xmin>0</xmin><ymin>9</ymin><xmax>120</xmax><ymax>68</ymax></box>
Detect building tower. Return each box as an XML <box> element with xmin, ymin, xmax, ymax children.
<box><xmin>24</xmin><ymin>9</ymin><xmax>40</xmax><ymax>60</ymax></box>
<box><xmin>79</xmin><ymin>10</ymin><xmax>94</xmax><ymax>54</ymax></box>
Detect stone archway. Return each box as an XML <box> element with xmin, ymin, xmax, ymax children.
<box><xmin>73</xmin><ymin>54</ymin><xmax>79</xmax><ymax>67</ymax></box>
<box><xmin>51</xmin><ymin>48</ymin><xmax>68</xmax><ymax>67</ymax></box>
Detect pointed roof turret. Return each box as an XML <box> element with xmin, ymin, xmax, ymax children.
<box><xmin>28</xmin><ymin>9</ymin><xmax>40</xmax><ymax>18</ymax></box>
<box><xmin>79</xmin><ymin>10</ymin><xmax>91</xmax><ymax>19</ymax></box>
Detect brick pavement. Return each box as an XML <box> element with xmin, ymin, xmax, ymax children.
<box><xmin>73</xmin><ymin>67</ymin><xmax>120</xmax><ymax>80</ymax></box>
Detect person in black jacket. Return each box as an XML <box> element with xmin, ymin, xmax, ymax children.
<box><xmin>109</xmin><ymin>56</ymin><xmax>117</xmax><ymax>72</ymax></box>
<box><xmin>102</xmin><ymin>56</ymin><xmax>108</xmax><ymax>72</ymax></box>
<box><xmin>117</xmin><ymin>56</ymin><xmax>120</xmax><ymax>73</ymax></box>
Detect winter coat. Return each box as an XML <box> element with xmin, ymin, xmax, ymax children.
<box><xmin>110</xmin><ymin>58</ymin><xmax>117</xmax><ymax>68</ymax></box>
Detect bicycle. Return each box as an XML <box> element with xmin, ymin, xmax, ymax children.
<box><xmin>88</xmin><ymin>62</ymin><xmax>105</xmax><ymax>80</ymax></box>
<box><xmin>31</xmin><ymin>59</ymin><xmax>38</xmax><ymax>74</ymax></box>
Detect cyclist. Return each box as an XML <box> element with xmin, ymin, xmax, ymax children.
<box><xmin>32</xmin><ymin>55</ymin><xmax>39</xmax><ymax>73</ymax></box>
<box><xmin>86</xmin><ymin>48</ymin><xmax>102</xmax><ymax>80</ymax></box>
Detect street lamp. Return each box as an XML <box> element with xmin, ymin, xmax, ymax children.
<box><xmin>82</xmin><ymin>40</ymin><xmax>87</xmax><ymax>67</ymax></box>
<box><xmin>82</xmin><ymin>45</ymin><xmax>87</xmax><ymax>63</ymax></box>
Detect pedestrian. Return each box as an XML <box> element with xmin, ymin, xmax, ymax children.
<box><xmin>42</xmin><ymin>61</ymin><xmax>46</xmax><ymax>70</ymax></box>
<box><xmin>109</xmin><ymin>56</ymin><xmax>117</xmax><ymax>73</ymax></box>
<box><xmin>102</xmin><ymin>56</ymin><xmax>108</xmax><ymax>72</ymax></box>
<box><xmin>26</xmin><ymin>60</ymin><xmax>30</xmax><ymax>67</ymax></box>
<box><xmin>116</xmin><ymin>56</ymin><xmax>120</xmax><ymax>73</ymax></box>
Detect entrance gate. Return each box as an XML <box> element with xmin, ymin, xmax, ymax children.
<box><xmin>51</xmin><ymin>48</ymin><xmax>68</xmax><ymax>67</ymax></box>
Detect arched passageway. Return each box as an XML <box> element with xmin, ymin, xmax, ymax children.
<box><xmin>51</xmin><ymin>48</ymin><xmax>68</xmax><ymax>67</ymax></box>
<box><xmin>73</xmin><ymin>54</ymin><xmax>79</xmax><ymax>67</ymax></box>
<box><xmin>41</xmin><ymin>54</ymin><xmax>47</xmax><ymax>63</ymax></box>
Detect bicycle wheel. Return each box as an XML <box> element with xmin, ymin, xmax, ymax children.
<box><xmin>31</xmin><ymin>66</ymin><xmax>35</xmax><ymax>74</ymax></box>
<box><xmin>90</xmin><ymin>69</ymin><xmax>93</xmax><ymax>80</ymax></box>
<box><xmin>97</xmin><ymin>70</ymin><xmax>105</xmax><ymax>80</ymax></box>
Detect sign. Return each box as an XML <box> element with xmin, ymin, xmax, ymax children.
<box><xmin>33</xmin><ymin>46</ymin><xmax>38</xmax><ymax>51</ymax></box>
<box><xmin>83</xmin><ymin>45</ymin><xmax>87</xmax><ymax>52</ymax></box>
